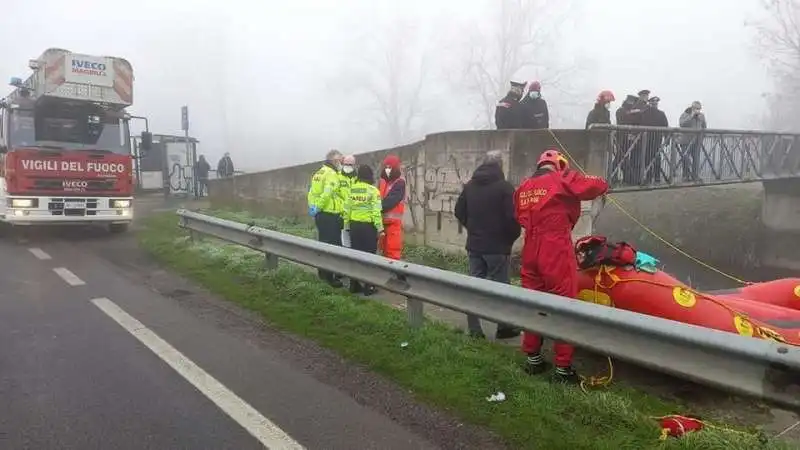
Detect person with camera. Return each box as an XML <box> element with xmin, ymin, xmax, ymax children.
<box><xmin>679</xmin><ymin>101</ymin><xmax>708</xmax><ymax>181</ymax></box>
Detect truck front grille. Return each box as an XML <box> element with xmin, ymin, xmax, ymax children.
<box><xmin>47</xmin><ymin>198</ymin><xmax>99</xmax><ymax>216</ymax></box>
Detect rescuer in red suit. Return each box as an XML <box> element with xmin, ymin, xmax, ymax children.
<box><xmin>514</xmin><ymin>148</ymin><xmax>609</xmax><ymax>383</ymax></box>
<box><xmin>378</xmin><ymin>154</ymin><xmax>406</xmax><ymax>260</ymax></box>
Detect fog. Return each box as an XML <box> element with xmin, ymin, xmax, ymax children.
<box><xmin>0</xmin><ymin>0</ymin><xmax>787</xmax><ymax>172</ymax></box>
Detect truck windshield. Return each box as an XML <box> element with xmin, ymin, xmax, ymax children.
<box><xmin>7</xmin><ymin>102</ymin><xmax>129</xmax><ymax>154</ymax></box>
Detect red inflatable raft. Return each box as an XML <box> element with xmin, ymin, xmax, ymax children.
<box><xmin>710</xmin><ymin>278</ymin><xmax>800</xmax><ymax>311</ymax></box>
<box><xmin>576</xmin><ymin>265</ymin><xmax>800</xmax><ymax>346</ymax></box>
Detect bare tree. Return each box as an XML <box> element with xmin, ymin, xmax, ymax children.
<box><xmin>331</xmin><ymin>19</ymin><xmax>433</xmax><ymax>146</ymax></box>
<box><xmin>752</xmin><ymin>0</ymin><xmax>800</xmax><ymax>130</ymax></box>
<box><xmin>455</xmin><ymin>0</ymin><xmax>582</xmax><ymax>128</ymax></box>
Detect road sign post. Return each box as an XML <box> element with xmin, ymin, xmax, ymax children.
<box><xmin>180</xmin><ymin>106</ymin><xmax>198</xmax><ymax>198</ymax></box>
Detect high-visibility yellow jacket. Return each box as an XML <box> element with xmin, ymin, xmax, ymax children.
<box><xmin>343</xmin><ymin>180</ymin><xmax>383</xmax><ymax>232</ymax></box>
<box><xmin>337</xmin><ymin>172</ymin><xmax>355</xmax><ymax>216</ymax></box>
<box><xmin>307</xmin><ymin>163</ymin><xmax>343</xmax><ymax>214</ymax></box>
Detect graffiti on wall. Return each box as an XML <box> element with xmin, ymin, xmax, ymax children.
<box><xmin>425</xmin><ymin>150</ymin><xmax>487</xmax><ymax>214</ymax></box>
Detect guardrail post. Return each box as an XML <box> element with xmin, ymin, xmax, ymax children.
<box><xmin>406</xmin><ymin>298</ymin><xmax>424</xmax><ymax>328</ymax></box>
<box><xmin>264</xmin><ymin>253</ymin><xmax>279</xmax><ymax>270</ymax></box>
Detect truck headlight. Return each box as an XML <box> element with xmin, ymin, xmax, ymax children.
<box><xmin>9</xmin><ymin>198</ymin><xmax>37</xmax><ymax>208</ymax></box>
<box><xmin>112</xmin><ymin>199</ymin><xmax>131</xmax><ymax>208</ymax></box>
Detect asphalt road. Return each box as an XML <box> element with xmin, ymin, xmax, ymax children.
<box><xmin>0</xmin><ymin>222</ymin><xmax>500</xmax><ymax>450</ymax></box>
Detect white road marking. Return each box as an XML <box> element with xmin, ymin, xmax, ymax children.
<box><xmin>91</xmin><ymin>297</ymin><xmax>304</xmax><ymax>450</ymax></box>
<box><xmin>53</xmin><ymin>267</ymin><xmax>85</xmax><ymax>286</ymax></box>
<box><xmin>28</xmin><ymin>248</ymin><xmax>52</xmax><ymax>260</ymax></box>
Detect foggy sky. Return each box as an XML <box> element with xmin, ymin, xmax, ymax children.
<box><xmin>0</xmin><ymin>0</ymin><xmax>772</xmax><ymax>171</ymax></box>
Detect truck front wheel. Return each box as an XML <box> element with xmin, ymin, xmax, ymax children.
<box><xmin>109</xmin><ymin>223</ymin><xmax>129</xmax><ymax>234</ymax></box>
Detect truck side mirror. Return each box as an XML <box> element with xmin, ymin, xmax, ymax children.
<box><xmin>140</xmin><ymin>131</ymin><xmax>153</xmax><ymax>152</ymax></box>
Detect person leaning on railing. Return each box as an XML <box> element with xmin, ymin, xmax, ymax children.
<box><xmin>307</xmin><ymin>149</ymin><xmax>346</xmax><ymax>288</ymax></box>
<box><xmin>342</xmin><ymin>165</ymin><xmax>384</xmax><ymax>296</ymax></box>
<box><xmin>514</xmin><ymin>149</ymin><xmax>609</xmax><ymax>385</ymax></box>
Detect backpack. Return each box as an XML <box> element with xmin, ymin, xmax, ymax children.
<box><xmin>575</xmin><ymin>235</ymin><xmax>637</xmax><ymax>270</ymax></box>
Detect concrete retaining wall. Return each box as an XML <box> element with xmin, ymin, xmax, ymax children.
<box><xmin>209</xmin><ymin>130</ymin><xmax>776</xmax><ymax>272</ymax></box>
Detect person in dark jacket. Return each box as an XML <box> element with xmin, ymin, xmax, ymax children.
<box><xmin>585</xmin><ymin>90</ymin><xmax>615</xmax><ymax>129</ymax></box>
<box><xmin>616</xmin><ymin>91</ymin><xmax>650</xmax><ymax>185</ymax></box>
<box><xmin>614</xmin><ymin>94</ymin><xmax>637</xmax><ymax>124</ymax></box>
<box><xmin>519</xmin><ymin>80</ymin><xmax>549</xmax><ymax>129</ymax></box>
<box><xmin>454</xmin><ymin>150</ymin><xmax>522</xmax><ymax>340</ymax></box>
<box><xmin>495</xmin><ymin>81</ymin><xmax>527</xmax><ymax>129</ymax></box>
<box><xmin>613</xmin><ymin>95</ymin><xmax>637</xmax><ymax>184</ymax></box>
<box><xmin>195</xmin><ymin>155</ymin><xmax>211</xmax><ymax>197</ymax></box>
<box><xmin>217</xmin><ymin>152</ymin><xmax>235</xmax><ymax>178</ymax></box>
<box><xmin>641</xmin><ymin>96</ymin><xmax>669</xmax><ymax>183</ymax></box>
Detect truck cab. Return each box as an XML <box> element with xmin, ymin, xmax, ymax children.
<box><xmin>0</xmin><ymin>48</ymin><xmax>150</xmax><ymax>233</ymax></box>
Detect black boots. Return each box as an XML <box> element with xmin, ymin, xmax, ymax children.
<box><xmin>524</xmin><ymin>353</ymin><xmax>579</xmax><ymax>385</ymax></box>
<box><xmin>551</xmin><ymin>366</ymin><xmax>580</xmax><ymax>385</ymax></box>
<box><xmin>525</xmin><ymin>353</ymin><xmax>551</xmax><ymax>375</ymax></box>
<box><xmin>349</xmin><ymin>280</ymin><xmax>376</xmax><ymax>296</ymax></box>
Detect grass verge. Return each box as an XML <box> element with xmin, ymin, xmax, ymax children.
<box><xmin>139</xmin><ymin>211</ymin><xmax>787</xmax><ymax>450</ymax></box>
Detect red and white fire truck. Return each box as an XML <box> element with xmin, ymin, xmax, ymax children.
<box><xmin>0</xmin><ymin>48</ymin><xmax>151</xmax><ymax>233</ymax></box>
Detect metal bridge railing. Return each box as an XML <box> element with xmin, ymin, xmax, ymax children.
<box><xmin>590</xmin><ymin>125</ymin><xmax>800</xmax><ymax>191</ymax></box>
<box><xmin>177</xmin><ymin>209</ymin><xmax>800</xmax><ymax>412</ymax></box>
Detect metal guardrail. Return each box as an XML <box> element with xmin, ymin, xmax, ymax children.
<box><xmin>590</xmin><ymin>124</ymin><xmax>800</xmax><ymax>192</ymax></box>
<box><xmin>177</xmin><ymin>209</ymin><xmax>800</xmax><ymax>412</ymax></box>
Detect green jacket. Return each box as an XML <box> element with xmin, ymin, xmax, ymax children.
<box><xmin>307</xmin><ymin>163</ymin><xmax>342</xmax><ymax>214</ymax></box>
<box><xmin>344</xmin><ymin>180</ymin><xmax>383</xmax><ymax>232</ymax></box>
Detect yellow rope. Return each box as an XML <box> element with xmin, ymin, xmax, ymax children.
<box><xmin>579</xmin><ymin>356</ymin><xmax>614</xmax><ymax>393</ymax></box>
<box><xmin>545</xmin><ymin>129</ymin><xmax>750</xmax><ymax>285</ymax></box>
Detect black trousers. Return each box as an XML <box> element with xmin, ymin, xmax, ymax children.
<box><xmin>349</xmin><ymin>221</ymin><xmax>378</xmax><ymax>291</ymax></box>
<box><xmin>350</xmin><ymin>221</ymin><xmax>378</xmax><ymax>254</ymax></box>
<box><xmin>314</xmin><ymin>212</ymin><xmax>343</xmax><ymax>282</ymax></box>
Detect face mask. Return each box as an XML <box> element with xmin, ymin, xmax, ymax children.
<box><xmin>529</xmin><ymin>92</ymin><xmax>540</xmax><ymax>100</ymax></box>
<box><xmin>604</xmin><ymin>103</ymin><xmax>611</xmax><ymax>110</ymax></box>
<box><xmin>384</xmin><ymin>167</ymin><xmax>392</xmax><ymax>177</ymax></box>
<box><xmin>342</xmin><ymin>165</ymin><xmax>354</xmax><ymax>174</ymax></box>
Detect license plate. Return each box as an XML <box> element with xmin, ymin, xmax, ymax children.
<box><xmin>64</xmin><ymin>201</ymin><xmax>85</xmax><ymax>209</ymax></box>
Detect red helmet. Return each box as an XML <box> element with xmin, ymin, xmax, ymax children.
<box><xmin>537</xmin><ymin>148</ymin><xmax>569</xmax><ymax>171</ymax></box>
<box><xmin>528</xmin><ymin>81</ymin><xmax>542</xmax><ymax>92</ymax></box>
<box><xmin>597</xmin><ymin>90</ymin><xmax>615</xmax><ymax>103</ymax></box>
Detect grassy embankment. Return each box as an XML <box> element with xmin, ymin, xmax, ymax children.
<box><xmin>137</xmin><ymin>209</ymin><xmax>788</xmax><ymax>450</ymax></box>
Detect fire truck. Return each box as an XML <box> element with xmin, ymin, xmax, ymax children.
<box><xmin>0</xmin><ymin>48</ymin><xmax>152</xmax><ymax>233</ymax></box>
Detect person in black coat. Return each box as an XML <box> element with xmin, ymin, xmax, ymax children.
<box><xmin>195</xmin><ymin>155</ymin><xmax>211</xmax><ymax>197</ymax></box>
<box><xmin>454</xmin><ymin>150</ymin><xmax>522</xmax><ymax>340</ymax></box>
<box><xmin>586</xmin><ymin>90</ymin><xmax>615</xmax><ymax>129</ymax></box>
<box><xmin>495</xmin><ymin>81</ymin><xmax>527</xmax><ymax>129</ymax></box>
<box><xmin>616</xmin><ymin>91</ymin><xmax>650</xmax><ymax>185</ymax></box>
<box><xmin>217</xmin><ymin>152</ymin><xmax>235</xmax><ymax>178</ymax></box>
<box><xmin>519</xmin><ymin>80</ymin><xmax>549</xmax><ymax>129</ymax></box>
<box><xmin>641</xmin><ymin>96</ymin><xmax>669</xmax><ymax>183</ymax></box>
